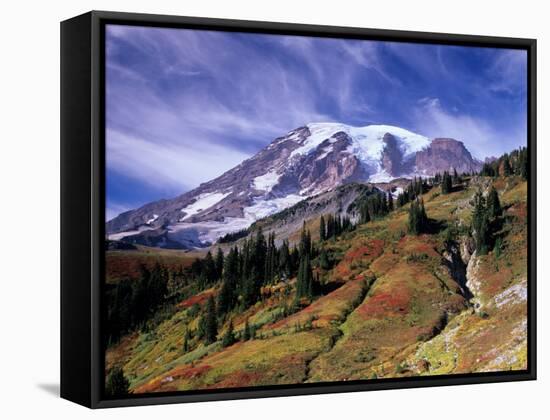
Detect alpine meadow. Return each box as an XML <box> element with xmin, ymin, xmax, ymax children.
<box><xmin>103</xmin><ymin>24</ymin><xmax>529</xmax><ymax>397</ymax></box>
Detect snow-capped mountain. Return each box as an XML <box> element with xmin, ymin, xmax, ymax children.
<box><xmin>107</xmin><ymin>122</ymin><xmax>481</xmax><ymax>248</ymax></box>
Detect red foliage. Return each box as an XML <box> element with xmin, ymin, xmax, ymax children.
<box><xmin>206</xmin><ymin>370</ymin><xmax>263</xmax><ymax>389</ymax></box>
<box><xmin>177</xmin><ymin>290</ymin><xmax>215</xmax><ymax>308</ymax></box>
<box><xmin>357</xmin><ymin>290</ymin><xmax>411</xmax><ymax>319</ymax></box>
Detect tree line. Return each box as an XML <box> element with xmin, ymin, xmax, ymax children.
<box><xmin>480</xmin><ymin>147</ymin><xmax>528</xmax><ymax>179</ymax></box>
<box><xmin>105</xmin><ymin>264</ymin><xmax>169</xmax><ymax>344</ymax></box>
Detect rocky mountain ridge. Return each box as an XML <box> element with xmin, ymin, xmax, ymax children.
<box><xmin>107</xmin><ymin>123</ymin><xmax>482</xmax><ymax>248</ymax></box>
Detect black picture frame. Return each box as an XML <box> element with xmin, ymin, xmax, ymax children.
<box><xmin>61</xmin><ymin>10</ymin><xmax>537</xmax><ymax>409</ymax></box>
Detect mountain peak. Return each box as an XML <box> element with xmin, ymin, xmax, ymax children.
<box><xmin>107</xmin><ymin>122</ymin><xmax>481</xmax><ymax>249</ymax></box>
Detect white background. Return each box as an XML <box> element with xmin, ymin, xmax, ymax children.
<box><xmin>0</xmin><ymin>0</ymin><xmax>547</xmax><ymax>418</ymax></box>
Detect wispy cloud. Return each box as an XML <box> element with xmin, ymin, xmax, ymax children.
<box><xmin>488</xmin><ymin>50</ymin><xmax>527</xmax><ymax>96</ymax></box>
<box><xmin>414</xmin><ymin>97</ymin><xmax>526</xmax><ymax>159</ymax></box>
<box><xmin>106</xmin><ymin>129</ymin><xmax>250</xmax><ymax>191</ymax></box>
<box><xmin>106</xmin><ymin>24</ymin><xmax>528</xmax><ymax>218</ymax></box>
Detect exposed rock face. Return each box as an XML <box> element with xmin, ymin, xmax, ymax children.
<box><xmin>107</xmin><ymin>123</ymin><xmax>483</xmax><ymax>249</ymax></box>
<box><xmin>380</xmin><ymin>133</ymin><xmax>415</xmax><ymax>176</ymax></box>
<box><xmin>296</xmin><ymin>131</ymin><xmax>367</xmax><ymax>195</ymax></box>
<box><xmin>381</xmin><ymin>133</ymin><xmax>402</xmax><ymax>175</ymax></box>
<box><xmin>416</xmin><ymin>138</ymin><xmax>482</xmax><ymax>175</ymax></box>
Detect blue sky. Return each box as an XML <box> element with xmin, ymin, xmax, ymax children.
<box><xmin>106</xmin><ymin>24</ymin><xmax>527</xmax><ymax>220</ymax></box>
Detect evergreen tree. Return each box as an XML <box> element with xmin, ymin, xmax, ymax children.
<box><xmin>278</xmin><ymin>240</ymin><xmax>292</xmax><ymax>280</ymax></box>
<box><xmin>105</xmin><ymin>366</ymin><xmax>129</xmax><ymax>397</ymax></box>
<box><xmin>441</xmin><ymin>171</ymin><xmax>452</xmax><ymax>194</ymax></box>
<box><xmin>215</xmin><ymin>248</ymin><xmax>224</xmax><ymax>279</ymax></box>
<box><xmin>264</xmin><ymin>232</ymin><xmax>277</xmax><ymax>284</ymax></box>
<box><xmin>203</xmin><ymin>251</ymin><xmax>218</xmax><ymax>283</ymax></box>
<box><xmin>486</xmin><ymin>186</ymin><xmax>502</xmax><ymax>219</ymax></box>
<box><xmin>295</xmin><ymin>254</ymin><xmax>314</xmax><ymax>299</ymax></box>
<box><xmin>452</xmin><ymin>168</ymin><xmax>459</xmax><ymax>183</ymax></box>
<box><xmin>472</xmin><ymin>190</ymin><xmax>490</xmax><ymax>255</ymax></box>
<box><xmin>243</xmin><ymin>318</ymin><xmax>252</xmax><ymax>341</ymax></box>
<box><xmin>388</xmin><ymin>192</ymin><xmax>394</xmax><ymax>212</ymax></box>
<box><xmin>319</xmin><ymin>215</ymin><xmax>326</xmax><ymax>241</ymax></box>
<box><xmin>299</xmin><ymin>222</ymin><xmax>312</xmax><ymax>257</ymax></box>
<box><xmin>326</xmin><ymin>214</ymin><xmax>334</xmax><ymax>239</ymax></box>
<box><xmin>222</xmin><ymin>320</ymin><xmax>236</xmax><ymax>347</ymax></box>
<box><xmin>503</xmin><ymin>155</ymin><xmax>512</xmax><ymax>176</ymax></box>
<box><xmin>218</xmin><ymin>247</ymin><xmax>239</xmax><ymax>315</ymax></box>
<box><xmin>202</xmin><ymin>296</ymin><xmax>218</xmax><ymax>344</ymax></box>
<box><xmin>319</xmin><ymin>248</ymin><xmax>331</xmax><ymax>270</ymax></box>
<box><xmin>360</xmin><ymin>204</ymin><xmax>371</xmax><ymax>224</ymax></box>
<box><xmin>408</xmin><ymin>198</ymin><xmax>429</xmax><ymax>235</ymax></box>
<box><xmin>182</xmin><ymin>329</ymin><xmax>191</xmax><ymax>352</ymax></box>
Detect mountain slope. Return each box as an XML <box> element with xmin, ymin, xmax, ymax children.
<box><xmin>107</xmin><ymin>123</ymin><xmax>482</xmax><ymax>248</ymax></box>
<box><xmin>105</xmin><ymin>175</ymin><xmax>527</xmax><ymax>392</ymax></box>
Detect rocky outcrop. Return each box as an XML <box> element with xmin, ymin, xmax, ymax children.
<box><xmin>416</xmin><ymin>138</ymin><xmax>482</xmax><ymax>175</ymax></box>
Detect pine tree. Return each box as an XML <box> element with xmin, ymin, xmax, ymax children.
<box><xmin>299</xmin><ymin>222</ymin><xmax>311</xmax><ymax>257</ymax></box>
<box><xmin>408</xmin><ymin>198</ymin><xmax>428</xmax><ymax>235</ymax></box>
<box><xmin>215</xmin><ymin>248</ymin><xmax>224</xmax><ymax>279</ymax></box>
<box><xmin>486</xmin><ymin>186</ymin><xmax>502</xmax><ymax>219</ymax></box>
<box><xmin>441</xmin><ymin>171</ymin><xmax>452</xmax><ymax>194</ymax></box>
<box><xmin>295</xmin><ymin>254</ymin><xmax>313</xmax><ymax>300</ymax></box>
<box><xmin>182</xmin><ymin>329</ymin><xmax>191</xmax><ymax>352</ymax></box>
<box><xmin>105</xmin><ymin>366</ymin><xmax>129</xmax><ymax>397</ymax></box>
<box><xmin>360</xmin><ymin>204</ymin><xmax>371</xmax><ymax>224</ymax></box>
<box><xmin>222</xmin><ymin>320</ymin><xmax>236</xmax><ymax>347</ymax></box>
<box><xmin>319</xmin><ymin>215</ymin><xmax>326</xmax><ymax>241</ymax></box>
<box><xmin>452</xmin><ymin>168</ymin><xmax>459</xmax><ymax>184</ymax></box>
<box><xmin>264</xmin><ymin>232</ymin><xmax>277</xmax><ymax>284</ymax></box>
<box><xmin>319</xmin><ymin>249</ymin><xmax>331</xmax><ymax>270</ymax></box>
<box><xmin>472</xmin><ymin>190</ymin><xmax>490</xmax><ymax>255</ymax></box>
<box><xmin>388</xmin><ymin>192</ymin><xmax>394</xmax><ymax>212</ymax></box>
<box><xmin>203</xmin><ymin>251</ymin><xmax>218</xmax><ymax>283</ymax></box>
<box><xmin>243</xmin><ymin>318</ymin><xmax>252</xmax><ymax>341</ymax></box>
<box><xmin>503</xmin><ymin>155</ymin><xmax>512</xmax><ymax>176</ymax></box>
<box><xmin>278</xmin><ymin>240</ymin><xmax>292</xmax><ymax>280</ymax></box>
<box><xmin>203</xmin><ymin>296</ymin><xmax>218</xmax><ymax>344</ymax></box>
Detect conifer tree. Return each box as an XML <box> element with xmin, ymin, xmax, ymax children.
<box><xmin>295</xmin><ymin>254</ymin><xmax>313</xmax><ymax>300</ymax></box>
<box><xmin>441</xmin><ymin>171</ymin><xmax>452</xmax><ymax>194</ymax></box>
<box><xmin>319</xmin><ymin>248</ymin><xmax>331</xmax><ymax>270</ymax></box>
<box><xmin>503</xmin><ymin>155</ymin><xmax>512</xmax><ymax>176</ymax></box>
<box><xmin>408</xmin><ymin>198</ymin><xmax>429</xmax><ymax>235</ymax></box>
<box><xmin>182</xmin><ymin>329</ymin><xmax>191</xmax><ymax>352</ymax></box>
<box><xmin>319</xmin><ymin>215</ymin><xmax>326</xmax><ymax>241</ymax></box>
<box><xmin>278</xmin><ymin>240</ymin><xmax>292</xmax><ymax>280</ymax></box>
<box><xmin>215</xmin><ymin>248</ymin><xmax>224</xmax><ymax>279</ymax></box>
<box><xmin>360</xmin><ymin>204</ymin><xmax>371</xmax><ymax>224</ymax></box>
<box><xmin>218</xmin><ymin>247</ymin><xmax>239</xmax><ymax>315</ymax></box>
<box><xmin>243</xmin><ymin>318</ymin><xmax>252</xmax><ymax>341</ymax></box>
<box><xmin>264</xmin><ymin>232</ymin><xmax>277</xmax><ymax>284</ymax></box>
<box><xmin>452</xmin><ymin>168</ymin><xmax>459</xmax><ymax>183</ymax></box>
<box><xmin>486</xmin><ymin>186</ymin><xmax>502</xmax><ymax>219</ymax></box>
<box><xmin>472</xmin><ymin>190</ymin><xmax>490</xmax><ymax>255</ymax></box>
<box><xmin>203</xmin><ymin>296</ymin><xmax>218</xmax><ymax>344</ymax></box>
<box><xmin>222</xmin><ymin>320</ymin><xmax>236</xmax><ymax>347</ymax></box>
<box><xmin>299</xmin><ymin>222</ymin><xmax>311</xmax><ymax>257</ymax></box>
<box><xmin>203</xmin><ymin>251</ymin><xmax>218</xmax><ymax>283</ymax></box>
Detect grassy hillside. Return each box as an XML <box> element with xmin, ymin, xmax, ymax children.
<box><xmin>105</xmin><ymin>175</ymin><xmax>528</xmax><ymax>394</ymax></box>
